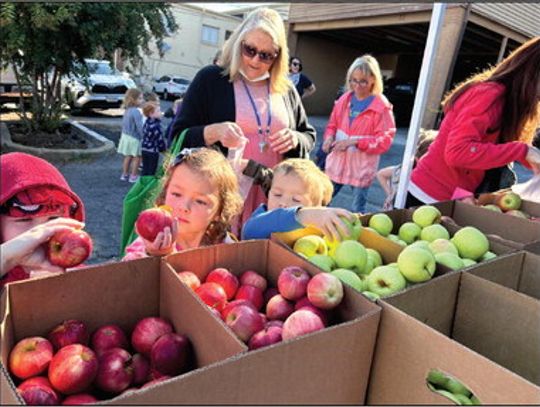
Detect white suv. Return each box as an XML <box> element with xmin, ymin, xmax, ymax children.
<box><xmin>152</xmin><ymin>75</ymin><xmax>190</xmax><ymax>100</ymax></box>
<box><xmin>62</xmin><ymin>59</ymin><xmax>136</xmax><ymax>109</ymax></box>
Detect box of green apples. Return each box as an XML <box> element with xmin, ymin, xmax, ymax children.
<box><xmin>367</xmin><ymin>270</ymin><xmax>540</xmax><ymax>405</ymax></box>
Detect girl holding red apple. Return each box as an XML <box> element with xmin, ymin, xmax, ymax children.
<box><xmin>0</xmin><ymin>153</ymin><xmax>86</xmax><ymax>289</ymax></box>
<box><xmin>123</xmin><ymin>148</ymin><xmax>243</xmax><ymax>259</ymax></box>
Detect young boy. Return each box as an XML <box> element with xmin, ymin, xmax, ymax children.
<box><xmin>241</xmin><ymin>158</ymin><xmax>357</xmax><ymax>241</ymax></box>
<box><xmin>0</xmin><ymin>153</ymin><xmax>86</xmax><ymax>289</ymax></box>
<box><xmin>141</xmin><ymin>102</ymin><xmax>166</xmax><ymax>176</ymax></box>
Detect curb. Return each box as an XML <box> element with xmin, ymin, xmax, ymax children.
<box><xmin>0</xmin><ymin>119</ymin><xmax>116</xmax><ymax>161</ymax></box>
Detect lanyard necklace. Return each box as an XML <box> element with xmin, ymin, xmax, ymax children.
<box><xmin>241</xmin><ymin>79</ymin><xmax>272</xmax><ymax>153</ymax></box>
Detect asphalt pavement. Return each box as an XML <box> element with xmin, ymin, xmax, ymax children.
<box><xmin>50</xmin><ymin>104</ymin><xmax>531</xmax><ymax>265</ymax></box>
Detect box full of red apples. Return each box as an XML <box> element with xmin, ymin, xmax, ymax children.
<box><xmin>0</xmin><ymin>256</ymin><xmax>245</xmax><ymax>405</ymax></box>
<box><xmin>367</xmin><ymin>269</ymin><xmax>540</xmax><ymax>405</ymax></box>
<box><xmin>153</xmin><ymin>239</ymin><xmax>381</xmax><ymax>405</ymax></box>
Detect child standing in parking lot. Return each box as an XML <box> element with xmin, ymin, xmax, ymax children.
<box><xmin>141</xmin><ymin>102</ymin><xmax>166</xmax><ymax>176</ymax></box>
<box><xmin>118</xmin><ymin>88</ymin><xmax>144</xmax><ymax>183</ymax></box>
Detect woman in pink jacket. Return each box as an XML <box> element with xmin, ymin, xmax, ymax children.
<box><xmin>407</xmin><ymin>36</ymin><xmax>540</xmax><ymax>206</ymax></box>
<box><xmin>322</xmin><ymin>55</ymin><xmax>396</xmax><ymax>213</ymax></box>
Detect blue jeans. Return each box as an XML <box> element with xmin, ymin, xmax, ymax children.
<box><xmin>331</xmin><ymin>182</ymin><xmax>369</xmax><ymax>213</ymax></box>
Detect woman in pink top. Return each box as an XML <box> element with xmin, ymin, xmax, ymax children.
<box><xmin>407</xmin><ymin>37</ymin><xmax>540</xmax><ymax>206</ymax></box>
<box><xmin>322</xmin><ymin>55</ymin><xmax>396</xmax><ymax>213</ymax></box>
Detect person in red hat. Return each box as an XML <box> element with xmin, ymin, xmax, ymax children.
<box><xmin>0</xmin><ymin>152</ymin><xmax>86</xmax><ymax>289</ymax></box>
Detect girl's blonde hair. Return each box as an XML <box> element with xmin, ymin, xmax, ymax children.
<box><xmin>273</xmin><ymin>159</ymin><xmax>334</xmax><ymax>206</ymax></box>
<box><xmin>345</xmin><ymin>55</ymin><xmax>384</xmax><ymax>95</ymax></box>
<box><xmin>157</xmin><ymin>148</ymin><xmax>243</xmax><ymax>244</ymax></box>
<box><xmin>220</xmin><ymin>7</ymin><xmax>291</xmax><ymax>94</ymax></box>
<box><xmin>123</xmin><ymin>88</ymin><xmax>142</xmax><ymax>108</ymax></box>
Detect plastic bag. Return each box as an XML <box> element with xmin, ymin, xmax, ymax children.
<box><xmin>227</xmin><ymin>138</ymin><xmax>253</xmax><ymax>201</ymax></box>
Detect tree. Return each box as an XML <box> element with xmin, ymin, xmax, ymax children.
<box><xmin>0</xmin><ymin>3</ymin><xmax>177</xmax><ymax>133</ymax></box>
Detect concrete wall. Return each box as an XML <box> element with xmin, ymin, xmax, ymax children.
<box><xmin>295</xmin><ymin>34</ymin><xmax>399</xmax><ymax>116</ymax></box>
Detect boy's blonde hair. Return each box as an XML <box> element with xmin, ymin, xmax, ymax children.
<box><xmin>122</xmin><ymin>88</ymin><xmax>142</xmax><ymax>108</ymax></box>
<box><xmin>157</xmin><ymin>148</ymin><xmax>243</xmax><ymax>244</ymax></box>
<box><xmin>142</xmin><ymin>102</ymin><xmax>158</xmax><ymax>118</ymax></box>
<box><xmin>345</xmin><ymin>55</ymin><xmax>384</xmax><ymax>95</ymax></box>
<box><xmin>144</xmin><ymin>91</ymin><xmax>160</xmax><ymax>102</ymax></box>
<box><xmin>273</xmin><ymin>159</ymin><xmax>333</xmax><ymax>206</ymax></box>
<box><xmin>220</xmin><ymin>7</ymin><xmax>291</xmax><ymax>94</ymax></box>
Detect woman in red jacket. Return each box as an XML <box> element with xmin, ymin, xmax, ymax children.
<box><xmin>407</xmin><ymin>36</ymin><xmax>540</xmax><ymax>206</ymax></box>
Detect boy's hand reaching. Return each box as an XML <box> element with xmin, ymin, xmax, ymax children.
<box><xmin>142</xmin><ymin>218</ymin><xmax>179</xmax><ymax>257</ymax></box>
<box><xmin>0</xmin><ymin>218</ymin><xmax>84</xmax><ymax>276</ymax></box>
<box><xmin>296</xmin><ymin>207</ymin><xmax>357</xmax><ymax>242</ymax></box>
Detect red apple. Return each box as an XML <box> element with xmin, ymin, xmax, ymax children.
<box><xmin>132</xmin><ymin>353</ymin><xmax>150</xmax><ymax>386</ymax></box>
<box><xmin>141</xmin><ymin>376</ymin><xmax>170</xmax><ymax>389</ymax></box>
<box><xmin>282</xmin><ymin>310</ymin><xmax>325</xmax><ymax>340</ymax></box>
<box><xmin>195</xmin><ymin>282</ymin><xmax>228</xmax><ymax>312</ymax></box>
<box><xmin>266</xmin><ymin>320</ymin><xmax>284</xmax><ymax>328</ymax></box>
<box><xmin>17</xmin><ymin>377</ymin><xmax>60</xmax><ymax>406</ymax></box>
<box><xmin>9</xmin><ymin>336</ymin><xmax>53</xmax><ymax>379</ymax></box>
<box><xmin>48</xmin><ymin>344</ymin><xmax>98</xmax><ymax>395</ymax></box>
<box><xmin>135</xmin><ymin>206</ymin><xmax>174</xmax><ymax>242</ymax></box>
<box><xmin>259</xmin><ymin>313</ymin><xmax>268</xmax><ymax>326</ymax></box>
<box><xmin>235</xmin><ymin>285</ymin><xmax>264</xmax><ymax>310</ymax></box>
<box><xmin>47</xmin><ymin>229</ymin><xmax>93</xmax><ymax>268</ymax></box>
<box><xmin>131</xmin><ymin>317</ymin><xmax>173</xmax><ymax>357</ymax></box>
<box><xmin>296</xmin><ymin>304</ymin><xmax>328</xmax><ymax>326</ymax></box>
<box><xmin>205</xmin><ymin>268</ymin><xmax>239</xmax><ymax>300</ymax></box>
<box><xmin>307</xmin><ymin>273</ymin><xmax>344</xmax><ymax>310</ymax></box>
<box><xmin>248</xmin><ymin>325</ymin><xmax>283</xmax><ymax>350</ymax></box>
<box><xmin>62</xmin><ymin>393</ymin><xmax>98</xmax><ymax>405</ymax></box>
<box><xmin>91</xmin><ymin>324</ymin><xmax>129</xmax><ymax>356</ymax></box>
<box><xmin>266</xmin><ymin>294</ymin><xmax>294</xmax><ymax>321</ymax></box>
<box><xmin>294</xmin><ymin>296</ymin><xmax>312</xmax><ymax>310</ymax></box>
<box><xmin>48</xmin><ymin>320</ymin><xmax>89</xmax><ymax>351</ymax></box>
<box><xmin>225</xmin><ymin>304</ymin><xmax>264</xmax><ymax>342</ymax></box>
<box><xmin>95</xmin><ymin>348</ymin><xmax>134</xmax><ymax>394</ymax></box>
<box><xmin>150</xmin><ymin>333</ymin><xmax>192</xmax><ymax>376</ymax></box>
<box><xmin>209</xmin><ymin>307</ymin><xmax>223</xmax><ymax>320</ymax></box>
<box><xmin>221</xmin><ymin>299</ymin><xmax>255</xmax><ymax>320</ymax></box>
<box><xmin>277</xmin><ymin>266</ymin><xmax>310</xmax><ymax>301</ymax></box>
<box><xmin>176</xmin><ymin>271</ymin><xmax>201</xmax><ymax>291</ymax></box>
<box><xmin>263</xmin><ymin>287</ymin><xmax>279</xmax><ymax>304</ymax></box>
<box><xmin>239</xmin><ymin>270</ymin><xmax>268</xmax><ymax>291</ymax></box>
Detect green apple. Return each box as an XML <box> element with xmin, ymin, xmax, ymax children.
<box><xmin>397</xmin><ymin>246</ymin><xmax>436</xmax><ymax>283</ymax></box>
<box><xmin>409</xmin><ymin>240</ymin><xmax>430</xmax><ymax>251</ymax></box>
<box><xmin>483</xmin><ymin>204</ymin><xmax>502</xmax><ymax>212</ymax></box>
<box><xmin>420</xmin><ymin>224</ymin><xmax>450</xmax><ymax>242</ymax></box>
<box><xmin>398</xmin><ymin>222</ymin><xmax>422</xmax><ymax>244</ymax></box>
<box><xmin>361</xmin><ymin>291</ymin><xmax>380</xmax><ymax>301</ymax></box>
<box><xmin>506</xmin><ymin>209</ymin><xmax>529</xmax><ymax>219</ymax></box>
<box><xmin>387</xmin><ymin>234</ymin><xmax>407</xmax><ymax>246</ymax></box>
<box><xmin>480</xmin><ymin>251</ymin><xmax>497</xmax><ymax>261</ymax></box>
<box><xmin>340</xmin><ymin>215</ymin><xmax>363</xmax><ymax>240</ymax></box>
<box><xmin>364</xmin><ymin>226</ymin><xmax>378</xmax><ymax>235</ymax></box>
<box><xmin>462</xmin><ymin>258</ymin><xmax>477</xmax><ymax>267</ymax></box>
<box><xmin>428</xmin><ymin>238</ymin><xmax>459</xmax><ymax>256</ymax></box>
<box><xmin>469</xmin><ymin>395</ymin><xmax>482</xmax><ymax>405</ymax></box>
<box><xmin>293</xmin><ymin>235</ymin><xmax>327</xmax><ymax>257</ymax></box>
<box><xmin>454</xmin><ymin>394</ymin><xmax>474</xmax><ymax>405</ymax></box>
<box><xmin>433</xmin><ymin>389</ymin><xmax>465</xmax><ymax>405</ymax></box>
<box><xmin>333</xmin><ymin>240</ymin><xmax>367</xmax><ymax>273</ymax></box>
<box><xmin>309</xmin><ymin>254</ymin><xmax>335</xmax><ymax>272</ymax></box>
<box><xmin>366</xmin><ymin>266</ymin><xmax>407</xmax><ymax>297</ymax></box>
<box><xmin>368</xmin><ymin>213</ymin><xmax>393</xmax><ymax>237</ymax></box>
<box><xmin>451</xmin><ymin>227</ymin><xmax>489</xmax><ymax>261</ymax></box>
<box><xmin>444</xmin><ymin>377</ymin><xmax>471</xmax><ymax>397</ymax></box>
<box><xmin>496</xmin><ymin>191</ymin><xmax>521</xmax><ymax>211</ymax></box>
<box><xmin>435</xmin><ymin>252</ymin><xmax>465</xmax><ymax>271</ymax></box>
<box><xmin>366</xmin><ymin>248</ymin><xmax>382</xmax><ymax>268</ymax></box>
<box><xmin>387</xmin><ymin>262</ymin><xmax>398</xmax><ymax>268</ymax></box>
<box><xmin>412</xmin><ymin>205</ymin><xmax>442</xmax><ymax>228</ymax></box>
<box><xmin>427</xmin><ymin>369</ymin><xmax>449</xmax><ymax>387</ymax></box>
<box><xmin>331</xmin><ymin>268</ymin><xmax>364</xmax><ymax>292</ymax></box>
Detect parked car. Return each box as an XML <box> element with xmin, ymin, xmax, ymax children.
<box><xmin>62</xmin><ymin>59</ymin><xmax>136</xmax><ymax>110</ymax></box>
<box><xmin>384</xmin><ymin>78</ymin><xmax>417</xmax><ymax>127</ymax></box>
<box><xmin>152</xmin><ymin>75</ymin><xmax>191</xmax><ymax>100</ymax></box>
<box><xmin>0</xmin><ymin>64</ymin><xmax>32</xmax><ymax>106</ymax></box>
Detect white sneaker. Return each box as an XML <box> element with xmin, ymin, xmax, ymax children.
<box><xmin>128</xmin><ymin>175</ymin><xmax>139</xmax><ymax>183</ymax></box>
<box><xmin>120</xmin><ymin>174</ymin><xmax>128</xmax><ymax>181</ymax></box>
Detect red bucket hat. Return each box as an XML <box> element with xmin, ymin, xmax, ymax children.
<box><xmin>0</xmin><ymin>152</ymin><xmax>85</xmax><ymax>221</ymax></box>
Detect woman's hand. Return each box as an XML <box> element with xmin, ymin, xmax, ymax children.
<box><xmin>204</xmin><ymin>122</ymin><xmax>246</xmax><ymax>148</ymax></box>
<box><xmin>322</xmin><ymin>137</ymin><xmax>334</xmax><ymax>153</ymax></box>
<box><xmin>526</xmin><ymin>146</ymin><xmax>540</xmax><ymax>174</ymax></box>
<box><xmin>0</xmin><ymin>218</ymin><xmax>84</xmax><ymax>276</ymax></box>
<box><xmin>141</xmin><ymin>219</ymin><xmax>179</xmax><ymax>257</ymax></box>
<box><xmin>332</xmin><ymin>139</ymin><xmax>356</xmax><ymax>152</ymax></box>
<box><xmin>268</xmin><ymin>128</ymin><xmax>299</xmax><ymax>154</ymax></box>
<box><xmin>297</xmin><ymin>207</ymin><xmax>357</xmax><ymax>242</ymax></box>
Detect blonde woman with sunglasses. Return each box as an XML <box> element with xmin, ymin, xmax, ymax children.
<box><xmin>168</xmin><ymin>7</ymin><xmax>316</xmax><ymax>231</ymax></box>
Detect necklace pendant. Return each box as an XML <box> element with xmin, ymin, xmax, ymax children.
<box><xmin>259</xmin><ymin>141</ymin><xmax>268</xmax><ymax>153</ymax></box>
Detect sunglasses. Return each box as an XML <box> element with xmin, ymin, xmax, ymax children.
<box><xmin>172</xmin><ymin>147</ymin><xmax>203</xmax><ymax>167</ymax></box>
<box><xmin>241</xmin><ymin>41</ymin><xmax>279</xmax><ymax>64</ymax></box>
<box><xmin>291</xmin><ymin>62</ymin><xmax>301</xmax><ymax>67</ymax></box>
<box><xmin>349</xmin><ymin>78</ymin><xmax>369</xmax><ymax>87</ymax></box>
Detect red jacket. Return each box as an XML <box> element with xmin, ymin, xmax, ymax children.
<box><xmin>411</xmin><ymin>82</ymin><xmax>529</xmax><ymax>201</ymax></box>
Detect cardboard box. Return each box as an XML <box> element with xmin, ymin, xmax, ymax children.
<box><xmin>0</xmin><ymin>256</ymin><xmax>245</xmax><ymax>405</ymax></box>
<box><xmin>149</xmin><ymin>239</ymin><xmax>381</xmax><ymax>404</ymax></box>
<box><xmin>467</xmin><ymin>250</ymin><xmax>540</xmax><ymax>300</ymax></box>
<box><xmin>367</xmin><ymin>272</ymin><xmax>540</xmax><ymax>404</ymax></box>
<box><xmin>433</xmin><ymin>200</ymin><xmax>540</xmax><ymax>254</ymax></box>
<box><xmin>477</xmin><ymin>192</ymin><xmax>540</xmax><ymax>217</ymax></box>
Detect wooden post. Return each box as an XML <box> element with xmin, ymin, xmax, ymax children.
<box><xmin>497</xmin><ymin>36</ymin><xmax>509</xmax><ymax>63</ymax></box>
<box><xmin>421</xmin><ymin>5</ymin><xmax>470</xmax><ymax>130</ymax></box>
<box><xmin>287</xmin><ymin>23</ymin><xmax>299</xmax><ymax>57</ymax></box>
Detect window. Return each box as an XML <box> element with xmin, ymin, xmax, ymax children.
<box><xmin>159</xmin><ymin>76</ymin><xmax>170</xmax><ymax>82</ymax></box>
<box><xmin>225</xmin><ymin>30</ymin><xmax>233</xmax><ymax>40</ymax></box>
<box><xmin>173</xmin><ymin>78</ymin><xmax>190</xmax><ymax>85</ymax></box>
<box><xmin>202</xmin><ymin>25</ymin><xmax>219</xmax><ymax>45</ymax></box>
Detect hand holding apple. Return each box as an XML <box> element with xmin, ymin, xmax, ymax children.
<box><xmin>47</xmin><ymin>229</ymin><xmax>93</xmax><ymax>268</ymax></box>
<box><xmin>296</xmin><ymin>207</ymin><xmax>358</xmax><ymax>242</ymax></box>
